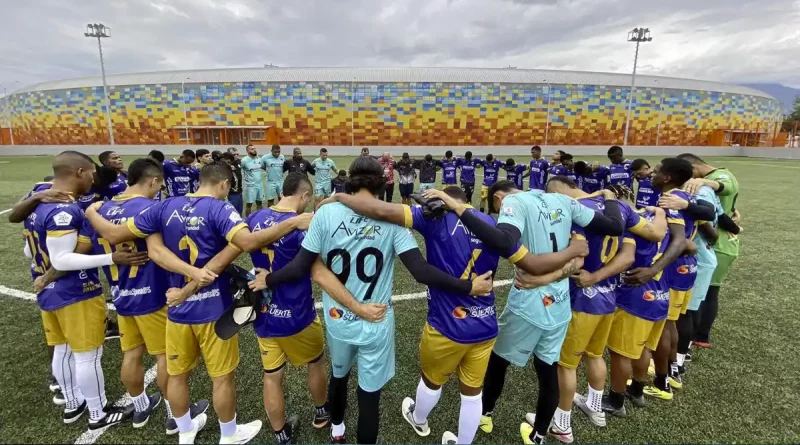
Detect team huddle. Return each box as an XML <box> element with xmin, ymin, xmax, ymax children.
<box><xmin>10</xmin><ymin>145</ymin><xmax>741</xmax><ymax>445</ymax></box>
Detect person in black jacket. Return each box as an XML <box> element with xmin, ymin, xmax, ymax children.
<box><xmin>284</xmin><ymin>147</ymin><xmax>316</xmax><ymax>176</ymax></box>
<box><xmin>221</xmin><ymin>152</ymin><xmax>243</xmax><ymax>214</ymax></box>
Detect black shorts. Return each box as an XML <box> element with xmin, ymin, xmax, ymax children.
<box><xmin>399</xmin><ymin>183</ymin><xmax>414</xmax><ymax>198</ymax></box>
<box><xmin>461</xmin><ymin>183</ymin><xmax>475</xmax><ymax>197</ymax></box>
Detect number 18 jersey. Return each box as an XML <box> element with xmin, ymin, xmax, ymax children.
<box><xmin>302</xmin><ymin>202</ymin><xmax>418</xmax><ymax>345</ymax></box>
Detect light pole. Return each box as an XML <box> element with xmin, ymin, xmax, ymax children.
<box><xmin>181</xmin><ymin>77</ymin><xmax>191</xmax><ymax>145</ymax></box>
<box><xmin>623</xmin><ymin>27</ymin><xmax>652</xmax><ymax>146</ymax></box>
<box><xmin>84</xmin><ymin>23</ymin><xmax>114</xmax><ymax>145</ymax></box>
<box><xmin>2</xmin><ymin>81</ymin><xmax>20</xmax><ymax>145</ymax></box>
<box><xmin>543</xmin><ymin>81</ymin><xmax>552</xmax><ymax>146</ymax></box>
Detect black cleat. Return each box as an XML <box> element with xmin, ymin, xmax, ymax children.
<box><xmin>278</xmin><ymin>415</ymin><xmax>299</xmax><ymax>444</ymax></box>
<box><xmin>63</xmin><ymin>400</ymin><xmax>88</xmax><ymax>424</ymax></box>
<box><xmin>49</xmin><ymin>376</ymin><xmax>60</xmax><ymax>393</ymax></box>
<box><xmin>330</xmin><ymin>431</ymin><xmax>347</xmax><ymax>444</ymax></box>
<box><xmin>88</xmin><ymin>405</ymin><xmax>133</xmax><ymax>431</ymax></box>
<box><xmin>53</xmin><ymin>388</ymin><xmax>66</xmax><ymax>406</ymax></box>
<box><xmin>165</xmin><ymin>399</ymin><xmax>210</xmax><ymax>435</ymax></box>
<box><xmin>132</xmin><ymin>392</ymin><xmax>162</xmax><ymax>428</ymax></box>
<box><xmin>313</xmin><ymin>405</ymin><xmax>331</xmax><ymax>429</ymax></box>
<box><xmin>104</xmin><ymin>319</ymin><xmax>120</xmax><ymax>340</ymax></box>
<box><xmin>601</xmin><ymin>394</ymin><xmax>627</xmax><ymax>417</ymax></box>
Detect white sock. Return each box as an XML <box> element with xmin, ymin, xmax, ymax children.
<box><xmin>220</xmin><ymin>414</ymin><xmax>237</xmax><ymax>438</ymax></box>
<box><xmin>331</xmin><ymin>422</ymin><xmax>345</xmax><ymax>437</ymax></box>
<box><xmin>587</xmin><ymin>385</ymin><xmax>603</xmax><ymax>413</ymax></box>
<box><xmin>175</xmin><ymin>411</ymin><xmax>194</xmax><ymax>434</ymax></box>
<box><xmin>412</xmin><ymin>379</ymin><xmax>441</xmax><ymax>425</ymax></box>
<box><xmin>457</xmin><ymin>393</ymin><xmax>482</xmax><ymax>445</ymax></box>
<box><xmin>164</xmin><ymin>400</ymin><xmax>174</xmax><ymax>419</ymax></box>
<box><xmin>52</xmin><ymin>344</ymin><xmax>85</xmax><ymax>410</ymax></box>
<box><xmin>132</xmin><ymin>391</ymin><xmax>149</xmax><ymax>413</ymax></box>
<box><xmin>74</xmin><ymin>346</ymin><xmax>107</xmax><ymax>421</ymax></box>
<box><xmin>677</xmin><ymin>353</ymin><xmax>686</xmax><ymax>367</ymax></box>
<box><xmin>688</xmin><ymin>341</ymin><xmax>693</xmax><ymax>349</ymax></box>
<box><xmin>553</xmin><ymin>407</ymin><xmax>571</xmax><ymax>431</ymax></box>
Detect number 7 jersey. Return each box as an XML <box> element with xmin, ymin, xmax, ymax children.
<box><xmin>302</xmin><ymin>202</ymin><xmax>419</xmax><ymax>345</ymax></box>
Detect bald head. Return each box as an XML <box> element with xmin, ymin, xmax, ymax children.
<box><xmin>52</xmin><ymin>151</ymin><xmax>97</xmax><ymax>195</ymax></box>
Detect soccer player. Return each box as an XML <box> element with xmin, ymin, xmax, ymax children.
<box><xmin>544</xmin><ymin>176</ymin><xmax>667</xmax><ymax>442</ymax></box>
<box><xmin>99</xmin><ymin>151</ymin><xmax>128</xmax><ymax>198</ymax></box>
<box><xmin>24</xmin><ymin>151</ymin><xmax>136</xmax><ymax>429</ymax></box>
<box><xmin>575</xmin><ymin>161</ymin><xmax>610</xmax><ymax>194</ymax></box>
<box><xmin>332</xmin><ymin>170</ymin><xmax>348</xmax><ymax>195</ymax></box>
<box><xmin>284</xmin><ymin>147</ymin><xmax>315</xmax><ymax>177</ymax></box>
<box><xmin>378</xmin><ymin>152</ymin><xmax>395</xmax><ymax>202</ymax></box>
<box><xmin>447</xmin><ymin>180</ymin><xmax>627</xmax><ymax>445</ymax></box>
<box><xmin>241</xmin><ymin>144</ymin><xmax>267</xmax><ymax>215</ymax></box>
<box><xmin>311</xmin><ymin>148</ymin><xmax>338</xmax><ymax>208</ymax></box>
<box><xmin>477</xmin><ymin>154</ymin><xmax>503</xmax><ymax>213</ymax></box>
<box><xmin>414</xmin><ymin>154</ymin><xmax>441</xmax><ymax>192</ymax></box>
<box><xmin>503</xmin><ymin>158</ymin><xmax>527</xmax><ymax>190</ymax></box>
<box><xmin>149</xmin><ymin>150</ymin><xmax>167</xmax><ymax>200</ymax></box>
<box><xmin>259</xmin><ymin>156</ymin><xmax>493</xmax><ymax>444</ymax></box>
<box><xmin>526</xmin><ymin>145</ymin><xmax>549</xmax><ymax>191</ymax></box>
<box><xmin>221</xmin><ymin>153</ymin><xmax>244</xmax><ymax>214</ymax></box>
<box><xmin>262</xmin><ymin>144</ymin><xmax>286</xmax><ymax>208</ymax></box>
<box><xmin>559</xmin><ymin>154</ymin><xmax>580</xmax><ymax>186</ymax></box>
<box><xmin>458</xmin><ymin>151</ymin><xmax>478</xmax><ymax>205</ymax></box>
<box><xmin>631</xmin><ymin>159</ymin><xmax>660</xmax><ymax>209</ymax></box>
<box><xmin>85</xmin><ymin>163</ymin><xmax>313</xmax><ymax>444</ymax></box>
<box><xmin>549</xmin><ymin>151</ymin><xmax>566</xmax><ymax>176</ymax></box>
<box><xmin>396</xmin><ymin>153</ymin><xmax>416</xmax><ymax>205</ymax></box>
<box><xmin>194</xmin><ymin>149</ymin><xmax>213</xmax><ymax>169</ymax></box>
<box><xmin>676</xmin><ymin>153</ymin><xmax>740</xmax><ymax>347</ymax></box>
<box><xmin>441</xmin><ymin>150</ymin><xmax>459</xmax><ymax>187</ymax></box>
<box><xmin>607</xmin><ymin>145</ymin><xmax>633</xmax><ymax>189</ymax></box>
<box><xmin>163</xmin><ymin>150</ymin><xmax>199</xmax><ymax>198</ymax></box>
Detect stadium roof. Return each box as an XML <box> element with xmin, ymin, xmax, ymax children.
<box><xmin>11</xmin><ymin>67</ymin><xmax>775</xmax><ymax>100</ymax></box>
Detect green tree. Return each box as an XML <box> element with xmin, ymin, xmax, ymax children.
<box><xmin>789</xmin><ymin>94</ymin><xmax>800</xmax><ymax>122</ymax></box>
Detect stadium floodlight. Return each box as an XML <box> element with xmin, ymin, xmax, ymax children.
<box><xmin>84</xmin><ymin>23</ymin><xmax>114</xmax><ymax>145</ymax></box>
<box><xmin>181</xmin><ymin>77</ymin><xmax>191</xmax><ymax>145</ymax></box>
<box><xmin>623</xmin><ymin>27</ymin><xmax>653</xmax><ymax>146</ymax></box>
<box><xmin>543</xmin><ymin>80</ymin><xmax>552</xmax><ymax>146</ymax></box>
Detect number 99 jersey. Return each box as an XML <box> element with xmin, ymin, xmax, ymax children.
<box><xmin>302</xmin><ymin>202</ymin><xmax>419</xmax><ymax>345</ymax></box>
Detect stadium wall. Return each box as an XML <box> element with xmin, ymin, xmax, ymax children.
<box><xmin>4</xmin><ymin>78</ymin><xmax>783</xmax><ymax>147</ymax></box>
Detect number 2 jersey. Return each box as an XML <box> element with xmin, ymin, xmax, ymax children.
<box><xmin>80</xmin><ymin>194</ymin><xmax>167</xmax><ymax>317</ymax></box>
<box><xmin>570</xmin><ymin>196</ymin><xmax>646</xmax><ymax>315</ymax></box>
<box><xmin>247</xmin><ymin>207</ymin><xmax>315</xmax><ymax>338</ymax></box>
<box><xmin>128</xmin><ymin>194</ymin><xmax>248</xmax><ymax>324</ymax></box>
<box><xmin>302</xmin><ymin>202</ymin><xmax>418</xmax><ymax>345</ymax></box>
<box><xmin>23</xmin><ymin>202</ymin><xmax>103</xmax><ymax>311</ymax></box>
<box><xmin>403</xmin><ymin>205</ymin><xmax>527</xmax><ymax>344</ymax></box>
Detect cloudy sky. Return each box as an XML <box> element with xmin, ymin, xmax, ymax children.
<box><xmin>1</xmin><ymin>0</ymin><xmax>798</xmax><ymax>91</ymax></box>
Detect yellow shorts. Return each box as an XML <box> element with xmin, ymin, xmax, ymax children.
<box><xmin>480</xmin><ymin>185</ymin><xmax>489</xmax><ymax>200</ymax></box>
<box><xmin>166</xmin><ymin>319</ymin><xmax>239</xmax><ymax>378</ymax></box>
<box><xmin>419</xmin><ymin>323</ymin><xmax>496</xmax><ymax>389</ymax></box>
<box><xmin>558</xmin><ymin>311</ymin><xmax>614</xmax><ymax>369</ymax></box>
<box><xmin>258</xmin><ymin>317</ymin><xmax>325</xmax><ymax>372</ymax></box>
<box><xmin>118</xmin><ymin>307</ymin><xmax>168</xmax><ymax>355</ymax></box>
<box><xmin>41</xmin><ymin>295</ymin><xmax>105</xmax><ymax>353</ymax></box>
<box><xmin>606</xmin><ymin>308</ymin><xmax>666</xmax><ymax>360</ymax></box>
<box><xmin>668</xmin><ymin>289</ymin><xmax>692</xmax><ymax>321</ymax></box>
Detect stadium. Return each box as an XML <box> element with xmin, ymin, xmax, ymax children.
<box><xmin>0</xmin><ymin>67</ymin><xmax>785</xmax><ymax>148</ymax></box>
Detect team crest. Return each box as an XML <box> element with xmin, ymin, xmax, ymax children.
<box><xmin>53</xmin><ymin>211</ymin><xmax>73</xmax><ymax>226</ymax></box>
<box><xmin>582</xmin><ymin>286</ymin><xmax>598</xmax><ymax>299</ymax></box>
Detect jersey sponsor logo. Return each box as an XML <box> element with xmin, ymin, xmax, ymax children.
<box><xmin>677</xmin><ymin>264</ymin><xmax>698</xmax><ymax>274</ymax></box>
<box><xmin>82</xmin><ymin>281</ymin><xmax>102</xmax><ymax>293</ymax></box>
<box><xmin>173</xmin><ymin>176</ymin><xmax>192</xmax><ymax>182</ymax></box>
<box><xmin>331</xmin><ymin>216</ymin><xmax>383</xmax><ymax>240</ymax></box>
<box><xmin>501</xmin><ymin>206</ymin><xmax>514</xmax><ymax>216</ymax></box>
<box><xmin>115</xmin><ymin>286</ymin><xmax>153</xmax><ymax>298</ymax></box>
<box><xmin>53</xmin><ymin>211</ymin><xmax>73</xmax><ymax>226</ymax></box>
<box><xmin>642</xmin><ymin>289</ymin><xmax>669</xmax><ymax>301</ymax></box>
<box><xmin>186</xmin><ymin>288</ymin><xmax>220</xmax><ymax>302</ymax></box>
<box><xmin>452</xmin><ymin>305</ymin><xmax>496</xmax><ymax>319</ymax></box>
<box><xmin>610</xmin><ymin>173</ymin><xmax>629</xmax><ymax>179</ymax></box>
<box><xmin>329</xmin><ymin>307</ymin><xmax>343</xmax><ymax>319</ymax></box>
<box><xmin>542</xmin><ymin>295</ymin><xmax>554</xmax><ymax>306</ymax></box>
<box><xmin>265</xmin><ymin>303</ymin><xmax>292</xmax><ymax>318</ymax></box>
<box><xmin>538</xmin><ymin>208</ymin><xmax>566</xmax><ymax>225</ymax></box>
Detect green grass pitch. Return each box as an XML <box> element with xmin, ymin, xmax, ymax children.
<box><xmin>0</xmin><ymin>154</ymin><xmax>799</xmax><ymax>443</ymax></box>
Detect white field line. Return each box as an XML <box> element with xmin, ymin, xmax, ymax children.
<box><xmin>0</xmin><ymin>208</ymin><xmax>11</xmax><ymax>215</ymax></box>
<box><xmin>0</xmin><ymin>277</ymin><xmax>514</xmax><ymax>444</ymax></box>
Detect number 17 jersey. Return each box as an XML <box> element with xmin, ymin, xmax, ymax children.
<box><xmin>302</xmin><ymin>202</ymin><xmax>419</xmax><ymax>345</ymax></box>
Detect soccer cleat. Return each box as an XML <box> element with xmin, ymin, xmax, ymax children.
<box><xmin>330</xmin><ymin>430</ymin><xmax>347</xmax><ymax>444</ymax></box>
<box><xmin>104</xmin><ymin>319</ymin><xmax>120</xmax><ymax>340</ymax></box>
<box><xmin>669</xmin><ymin>373</ymin><xmax>683</xmax><ymax>389</ymax></box>
<box><xmin>693</xmin><ymin>341</ymin><xmax>710</xmax><ymax>349</ymax></box>
<box><xmin>279</xmin><ymin>415</ymin><xmax>299</xmax><ymax>444</ymax></box>
<box><xmin>442</xmin><ymin>431</ymin><xmax>458</xmax><ymax>444</ymax></box>
<box><xmin>643</xmin><ymin>385</ymin><xmax>674</xmax><ymax>400</ymax></box>
<box><xmin>479</xmin><ymin>415</ymin><xmax>494</xmax><ymax>433</ymax></box>
<box><xmin>624</xmin><ymin>382</ymin><xmax>647</xmax><ymax>408</ymax></box>
<box><xmin>166</xmin><ymin>400</ymin><xmax>210</xmax><ymax>435</ymax></box>
<box><xmin>401</xmin><ymin>397</ymin><xmax>431</xmax><ymax>437</ymax></box>
<box><xmin>548</xmin><ymin>422</ymin><xmax>574</xmax><ymax>444</ymax></box>
<box><xmin>600</xmin><ymin>395</ymin><xmax>627</xmax><ymax>418</ymax></box>
<box><xmin>312</xmin><ymin>406</ymin><xmax>331</xmax><ymax>429</ymax></box>
<box><xmin>685</xmin><ymin>351</ymin><xmax>693</xmax><ymax>362</ymax></box>
<box><xmin>132</xmin><ymin>392</ymin><xmax>162</xmax><ymax>428</ymax></box>
<box><xmin>219</xmin><ymin>420</ymin><xmax>263</xmax><ymax>444</ymax></box>
<box><xmin>49</xmin><ymin>376</ymin><xmax>60</xmax><ymax>393</ymax></box>
<box><xmin>678</xmin><ymin>364</ymin><xmax>687</xmax><ymax>375</ymax></box>
<box><xmin>63</xmin><ymin>400</ymin><xmax>88</xmax><ymax>424</ymax></box>
<box><xmin>574</xmin><ymin>393</ymin><xmax>606</xmax><ymax>427</ymax></box>
<box><xmin>520</xmin><ymin>421</ymin><xmax>544</xmax><ymax>444</ymax></box>
<box><xmin>178</xmin><ymin>413</ymin><xmax>207</xmax><ymax>445</ymax></box>
<box><xmin>88</xmin><ymin>404</ymin><xmax>134</xmax><ymax>430</ymax></box>
<box><xmin>53</xmin><ymin>388</ymin><xmax>66</xmax><ymax>406</ymax></box>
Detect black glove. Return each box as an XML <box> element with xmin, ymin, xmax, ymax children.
<box><xmin>410</xmin><ymin>193</ymin><xmax>446</xmax><ymax>220</ymax></box>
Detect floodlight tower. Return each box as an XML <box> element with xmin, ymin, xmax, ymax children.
<box><xmin>623</xmin><ymin>27</ymin><xmax>652</xmax><ymax>146</ymax></box>
<box><xmin>84</xmin><ymin>23</ymin><xmax>114</xmax><ymax>145</ymax></box>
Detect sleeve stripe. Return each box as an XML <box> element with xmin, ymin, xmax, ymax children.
<box><xmin>228</xmin><ymin>242</ymin><xmax>243</xmax><ymax>252</ymax></box>
<box><xmin>507</xmin><ymin>245</ymin><xmax>529</xmax><ymax>264</ymax></box>
<box><xmin>225</xmin><ymin>223</ymin><xmax>249</xmax><ymax>243</ymax></box>
<box><xmin>666</xmin><ymin>218</ymin><xmax>686</xmax><ymax>226</ymax></box>
<box><xmin>77</xmin><ymin>235</ymin><xmax>92</xmax><ymax>244</ymax></box>
<box><xmin>402</xmin><ymin>205</ymin><xmax>413</xmax><ymax>229</ymax></box>
<box><xmin>628</xmin><ymin>216</ymin><xmax>649</xmax><ymax>236</ymax></box>
<box><xmin>47</xmin><ymin>230</ymin><xmax>76</xmax><ymax>238</ymax></box>
<box><xmin>623</xmin><ymin>237</ymin><xmax>636</xmax><ymax>246</ymax></box>
<box><xmin>127</xmin><ymin>219</ymin><xmax>148</xmax><ymax>238</ymax></box>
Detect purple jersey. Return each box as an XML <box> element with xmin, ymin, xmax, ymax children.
<box><xmin>23</xmin><ymin>202</ymin><xmax>103</xmax><ymax>311</ymax></box>
<box><xmin>549</xmin><ymin>164</ymin><xmax>566</xmax><ymax>177</ymax></box>
<box><xmin>635</xmin><ymin>176</ymin><xmax>660</xmax><ymax>210</ymax></box>
<box><xmin>616</xmin><ymin>209</ymin><xmax>670</xmax><ymax>321</ymax></box>
<box><xmin>529</xmin><ymin>158</ymin><xmax>549</xmax><ymax>190</ymax></box>
<box><xmin>505</xmin><ymin>164</ymin><xmax>527</xmax><ymax>189</ymax></box>
<box><xmin>479</xmin><ymin>159</ymin><xmax>504</xmax><ymax>186</ymax></box>
<box><xmin>457</xmin><ymin>158</ymin><xmax>478</xmax><ymax>184</ymax></box>
<box><xmin>570</xmin><ymin>197</ymin><xmax>646</xmax><ymax>315</ymax></box>
<box><xmin>105</xmin><ymin>172</ymin><xmax>128</xmax><ymax>199</ymax></box>
<box><xmin>129</xmin><ymin>194</ymin><xmax>248</xmax><ymax>324</ymax></box>
<box><xmin>405</xmin><ymin>205</ymin><xmax>525</xmax><ymax>343</ymax></box>
<box><xmin>441</xmin><ymin>159</ymin><xmax>458</xmax><ymax>185</ymax></box>
<box><xmin>163</xmin><ymin>159</ymin><xmax>199</xmax><ymax>197</ymax></box>
<box><xmin>581</xmin><ymin>166</ymin><xmax>609</xmax><ymax>194</ymax></box>
<box><xmin>664</xmin><ymin>189</ymin><xmax>699</xmax><ymax>291</ymax></box>
<box><xmin>248</xmin><ymin>207</ymin><xmax>315</xmax><ymax>338</ymax></box>
<box><xmin>25</xmin><ymin>182</ymin><xmax>103</xmax><ymax>212</ymax></box>
<box><xmin>81</xmin><ymin>195</ymin><xmax>167</xmax><ymax>316</ymax></box>
<box><xmin>608</xmin><ymin>160</ymin><xmax>633</xmax><ymax>189</ymax></box>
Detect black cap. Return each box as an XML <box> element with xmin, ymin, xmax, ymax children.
<box><xmin>214</xmin><ymin>264</ymin><xmax>262</xmax><ymax>340</ymax></box>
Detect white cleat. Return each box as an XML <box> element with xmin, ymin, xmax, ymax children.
<box><xmin>219</xmin><ymin>420</ymin><xmax>263</xmax><ymax>444</ymax></box>
<box><xmin>574</xmin><ymin>393</ymin><xmax>606</xmax><ymax>427</ymax></box>
<box><xmin>178</xmin><ymin>413</ymin><xmax>207</xmax><ymax>445</ymax></box>
<box><xmin>525</xmin><ymin>412</ymin><xmax>536</xmax><ymax>426</ymax></box>
<box><xmin>401</xmin><ymin>397</ymin><xmax>431</xmax><ymax>437</ymax></box>
<box><xmin>442</xmin><ymin>431</ymin><xmax>458</xmax><ymax>444</ymax></box>
<box><xmin>548</xmin><ymin>422</ymin><xmax>574</xmax><ymax>444</ymax></box>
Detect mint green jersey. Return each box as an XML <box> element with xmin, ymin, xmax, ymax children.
<box><xmin>241</xmin><ymin>156</ymin><xmax>264</xmax><ymax>187</ymax></box>
<box><xmin>498</xmin><ymin>190</ymin><xmax>596</xmax><ymax>329</ymax></box>
<box><xmin>261</xmin><ymin>154</ymin><xmax>286</xmax><ymax>183</ymax></box>
<box><xmin>312</xmin><ymin>158</ymin><xmax>337</xmax><ymax>184</ymax></box>
<box><xmin>695</xmin><ymin>185</ymin><xmax>721</xmax><ymax>267</ymax></box>
<box><xmin>302</xmin><ymin>202</ymin><xmax>418</xmax><ymax>345</ymax></box>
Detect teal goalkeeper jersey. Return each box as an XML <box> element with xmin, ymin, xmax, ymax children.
<box><xmin>498</xmin><ymin>190</ymin><xmax>596</xmax><ymax>329</ymax></box>
<box><xmin>241</xmin><ymin>156</ymin><xmax>264</xmax><ymax>187</ymax></box>
<box><xmin>312</xmin><ymin>158</ymin><xmax>337</xmax><ymax>185</ymax></box>
<box><xmin>695</xmin><ymin>185</ymin><xmax>721</xmax><ymax>267</ymax></box>
<box><xmin>261</xmin><ymin>154</ymin><xmax>286</xmax><ymax>183</ymax></box>
<box><xmin>302</xmin><ymin>202</ymin><xmax>418</xmax><ymax>345</ymax></box>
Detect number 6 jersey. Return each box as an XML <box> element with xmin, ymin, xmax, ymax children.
<box><xmin>302</xmin><ymin>201</ymin><xmax>419</xmax><ymax>345</ymax></box>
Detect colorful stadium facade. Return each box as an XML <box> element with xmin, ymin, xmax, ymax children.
<box><xmin>0</xmin><ymin>67</ymin><xmax>784</xmax><ymax>147</ymax></box>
